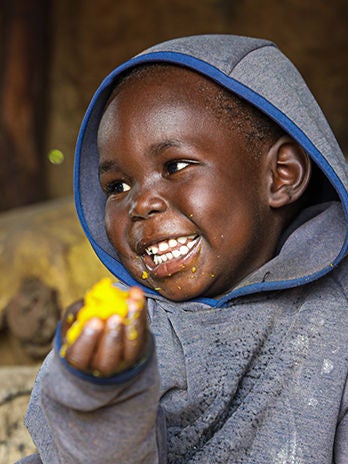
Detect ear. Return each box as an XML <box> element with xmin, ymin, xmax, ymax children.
<box><xmin>266</xmin><ymin>136</ymin><xmax>312</xmax><ymax>208</ymax></box>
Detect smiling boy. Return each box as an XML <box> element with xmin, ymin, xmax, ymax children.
<box><xmin>98</xmin><ymin>64</ymin><xmax>305</xmax><ymax>302</ymax></box>
<box><xmin>21</xmin><ymin>35</ymin><xmax>348</xmax><ymax>464</ymax></box>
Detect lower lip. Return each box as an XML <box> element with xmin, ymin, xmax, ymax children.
<box><xmin>143</xmin><ymin>238</ymin><xmax>200</xmax><ymax>278</ymax></box>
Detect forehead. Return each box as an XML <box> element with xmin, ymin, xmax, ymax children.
<box><xmin>98</xmin><ymin>65</ymin><xmax>260</xmax><ymax>188</ymax></box>
<box><xmin>99</xmin><ymin>64</ymin><xmax>245</xmax><ymax>156</ymax></box>
<box><xmin>111</xmin><ymin>63</ymin><xmax>224</xmax><ymax>106</ymax></box>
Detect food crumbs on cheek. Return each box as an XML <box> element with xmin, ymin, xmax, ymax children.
<box><xmin>210</xmin><ymin>274</ymin><xmax>215</xmax><ymax>278</ymax></box>
<box><xmin>191</xmin><ymin>266</ymin><xmax>197</xmax><ymax>273</ymax></box>
<box><xmin>141</xmin><ymin>271</ymin><xmax>149</xmax><ymax>279</ymax></box>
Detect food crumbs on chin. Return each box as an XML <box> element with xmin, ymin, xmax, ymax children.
<box><xmin>189</xmin><ymin>214</ymin><xmax>193</xmax><ymax>218</ymax></box>
<box><xmin>177</xmin><ymin>286</ymin><xmax>182</xmax><ymax>290</ymax></box>
<box><xmin>191</xmin><ymin>266</ymin><xmax>197</xmax><ymax>273</ymax></box>
<box><xmin>210</xmin><ymin>273</ymin><xmax>215</xmax><ymax>278</ymax></box>
<box><xmin>155</xmin><ymin>287</ymin><xmax>161</xmax><ymax>291</ymax></box>
<box><xmin>141</xmin><ymin>271</ymin><xmax>149</xmax><ymax>279</ymax></box>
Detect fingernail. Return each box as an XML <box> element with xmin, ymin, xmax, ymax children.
<box><xmin>106</xmin><ymin>314</ymin><xmax>122</xmax><ymax>330</ymax></box>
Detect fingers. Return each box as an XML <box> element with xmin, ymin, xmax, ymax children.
<box><xmin>65</xmin><ymin>317</ymin><xmax>104</xmax><ymax>371</ymax></box>
<box><xmin>61</xmin><ymin>299</ymin><xmax>84</xmax><ymax>335</ymax></box>
<box><xmin>90</xmin><ymin>315</ymin><xmax>124</xmax><ymax>376</ymax></box>
<box><xmin>62</xmin><ymin>287</ymin><xmax>147</xmax><ymax>376</ymax></box>
<box><xmin>128</xmin><ymin>286</ymin><xmax>145</xmax><ymax>307</ymax></box>
<box><xmin>124</xmin><ymin>288</ymin><xmax>147</xmax><ymax>367</ymax></box>
<box><xmin>91</xmin><ymin>288</ymin><xmax>147</xmax><ymax>374</ymax></box>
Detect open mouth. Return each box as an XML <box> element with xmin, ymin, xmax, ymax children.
<box><xmin>142</xmin><ymin>234</ymin><xmax>199</xmax><ymax>274</ymax></box>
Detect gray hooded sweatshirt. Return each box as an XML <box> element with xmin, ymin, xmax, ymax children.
<box><xmin>20</xmin><ymin>34</ymin><xmax>348</xmax><ymax>464</ymax></box>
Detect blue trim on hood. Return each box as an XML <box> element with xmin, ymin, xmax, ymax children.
<box><xmin>74</xmin><ymin>51</ymin><xmax>348</xmax><ymax>308</ymax></box>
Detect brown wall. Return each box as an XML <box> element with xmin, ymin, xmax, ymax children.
<box><xmin>21</xmin><ymin>0</ymin><xmax>348</xmax><ymax>199</ymax></box>
<box><xmin>47</xmin><ymin>0</ymin><xmax>348</xmax><ymax>196</ymax></box>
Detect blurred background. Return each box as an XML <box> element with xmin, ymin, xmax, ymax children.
<box><xmin>0</xmin><ymin>0</ymin><xmax>347</xmax><ymax>460</ymax></box>
<box><xmin>1</xmin><ymin>0</ymin><xmax>347</xmax><ymax>211</ymax></box>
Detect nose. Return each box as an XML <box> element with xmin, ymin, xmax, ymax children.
<box><xmin>129</xmin><ymin>186</ymin><xmax>167</xmax><ymax>220</ymax></box>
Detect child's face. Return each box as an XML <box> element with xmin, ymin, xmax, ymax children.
<box><xmin>98</xmin><ymin>67</ymin><xmax>279</xmax><ymax>301</ymax></box>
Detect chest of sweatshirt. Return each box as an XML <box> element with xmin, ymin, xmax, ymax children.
<box><xmin>148</xmin><ymin>275</ymin><xmax>348</xmax><ymax>427</ymax></box>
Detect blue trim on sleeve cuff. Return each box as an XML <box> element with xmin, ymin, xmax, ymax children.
<box><xmin>55</xmin><ymin>322</ymin><xmax>154</xmax><ymax>385</ymax></box>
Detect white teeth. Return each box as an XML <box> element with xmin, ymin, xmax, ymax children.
<box><xmin>180</xmin><ymin>245</ymin><xmax>189</xmax><ymax>255</ymax></box>
<box><xmin>172</xmin><ymin>249</ymin><xmax>181</xmax><ymax>258</ymax></box>
<box><xmin>159</xmin><ymin>242</ymin><xmax>169</xmax><ymax>252</ymax></box>
<box><xmin>144</xmin><ymin>235</ymin><xmax>198</xmax><ymax>265</ymax></box>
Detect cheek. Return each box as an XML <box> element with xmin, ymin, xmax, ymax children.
<box><xmin>104</xmin><ymin>202</ymin><xmax>128</xmax><ymax>251</ymax></box>
<box><xmin>197</xmin><ymin>187</ymin><xmax>263</xmax><ymax>261</ymax></box>
<box><xmin>182</xmin><ymin>180</ymin><xmax>238</xmax><ymax>233</ymax></box>
<box><xmin>179</xmin><ymin>177</ymin><xmax>223</xmax><ymax>218</ymax></box>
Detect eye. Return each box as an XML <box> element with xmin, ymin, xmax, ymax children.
<box><xmin>166</xmin><ymin>160</ymin><xmax>190</xmax><ymax>175</ymax></box>
<box><xmin>104</xmin><ymin>180</ymin><xmax>131</xmax><ymax>196</ymax></box>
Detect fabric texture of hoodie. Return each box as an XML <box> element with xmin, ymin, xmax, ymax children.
<box><xmin>20</xmin><ymin>34</ymin><xmax>348</xmax><ymax>464</ymax></box>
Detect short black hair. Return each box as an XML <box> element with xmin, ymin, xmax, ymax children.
<box><xmin>108</xmin><ymin>62</ymin><xmax>285</xmax><ymax>159</ymax></box>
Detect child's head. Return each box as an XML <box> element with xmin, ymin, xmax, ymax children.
<box><xmin>97</xmin><ymin>64</ymin><xmax>311</xmax><ymax>301</ymax></box>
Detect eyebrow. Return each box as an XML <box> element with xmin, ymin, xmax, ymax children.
<box><xmin>149</xmin><ymin>139</ymin><xmax>182</xmax><ymax>156</ymax></box>
<box><xmin>98</xmin><ymin>159</ymin><xmax>120</xmax><ymax>175</ymax></box>
<box><xmin>98</xmin><ymin>139</ymin><xmax>184</xmax><ymax>175</ymax></box>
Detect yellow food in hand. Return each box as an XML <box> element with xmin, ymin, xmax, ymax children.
<box><xmin>65</xmin><ymin>278</ymin><xmax>129</xmax><ymax>347</ymax></box>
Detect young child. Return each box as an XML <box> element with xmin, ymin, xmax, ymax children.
<box><xmin>20</xmin><ymin>34</ymin><xmax>348</xmax><ymax>463</ymax></box>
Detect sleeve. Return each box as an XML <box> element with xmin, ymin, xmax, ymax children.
<box><xmin>334</xmin><ymin>374</ymin><xmax>348</xmax><ymax>464</ymax></box>
<box><xmin>24</xmin><ymin>335</ymin><xmax>163</xmax><ymax>464</ymax></box>
<box><xmin>15</xmin><ymin>454</ymin><xmax>43</xmax><ymax>464</ymax></box>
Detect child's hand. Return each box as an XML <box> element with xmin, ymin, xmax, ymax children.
<box><xmin>60</xmin><ymin>287</ymin><xmax>147</xmax><ymax>377</ymax></box>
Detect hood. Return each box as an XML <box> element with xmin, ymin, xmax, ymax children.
<box><xmin>74</xmin><ymin>34</ymin><xmax>348</xmax><ymax>307</ymax></box>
